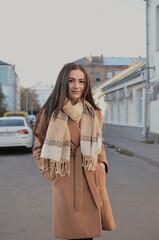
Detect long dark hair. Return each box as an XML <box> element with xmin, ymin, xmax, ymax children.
<box><xmin>33</xmin><ymin>62</ymin><xmax>100</xmax><ymax>136</ymax></box>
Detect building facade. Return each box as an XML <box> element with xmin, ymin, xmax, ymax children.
<box><xmin>146</xmin><ymin>0</ymin><xmax>159</xmax><ymax>142</ymax></box>
<box><xmin>0</xmin><ymin>60</ymin><xmax>20</xmax><ymax>112</ymax></box>
<box><xmin>91</xmin><ymin>1</ymin><xmax>159</xmax><ymax>144</ymax></box>
<box><xmin>93</xmin><ymin>61</ymin><xmax>146</xmax><ymax>140</ymax></box>
<box><xmin>31</xmin><ymin>82</ymin><xmax>54</xmax><ymax>108</ymax></box>
<box><xmin>74</xmin><ymin>55</ymin><xmax>145</xmax><ymax>87</ymax></box>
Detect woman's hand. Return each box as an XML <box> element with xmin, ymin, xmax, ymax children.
<box><xmin>99</xmin><ymin>162</ymin><xmax>105</xmax><ymax>169</ymax></box>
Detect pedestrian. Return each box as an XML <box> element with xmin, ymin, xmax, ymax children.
<box><xmin>33</xmin><ymin>63</ymin><xmax>115</xmax><ymax>240</ymax></box>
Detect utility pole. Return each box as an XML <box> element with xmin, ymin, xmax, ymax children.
<box><xmin>31</xmin><ymin>102</ymin><xmax>34</xmax><ymax>115</ymax></box>
<box><xmin>142</xmin><ymin>0</ymin><xmax>149</xmax><ymax>139</ymax></box>
<box><xmin>26</xmin><ymin>88</ymin><xmax>29</xmax><ymax>113</ymax></box>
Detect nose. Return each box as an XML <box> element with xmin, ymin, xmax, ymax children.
<box><xmin>73</xmin><ymin>80</ymin><xmax>80</xmax><ymax>88</ymax></box>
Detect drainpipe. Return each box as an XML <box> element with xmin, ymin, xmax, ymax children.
<box><xmin>142</xmin><ymin>0</ymin><xmax>149</xmax><ymax>139</ymax></box>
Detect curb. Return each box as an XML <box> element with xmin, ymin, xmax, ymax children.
<box><xmin>104</xmin><ymin>141</ymin><xmax>159</xmax><ymax>169</ymax></box>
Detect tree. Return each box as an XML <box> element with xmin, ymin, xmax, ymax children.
<box><xmin>20</xmin><ymin>86</ymin><xmax>41</xmax><ymax>115</ymax></box>
<box><xmin>0</xmin><ymin>84</ymin><xmax>7</xmax><ymax>116</ymax></box>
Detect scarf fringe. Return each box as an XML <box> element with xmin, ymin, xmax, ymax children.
<box><xmin>40</xmin><ymin>158</ymin><xmax>70</xmax><ymax>177</ymax></box>
<box><xmin>82</xmin><ymin>156</ymin><xmax>97</xmax><ymax>171</ymax></box>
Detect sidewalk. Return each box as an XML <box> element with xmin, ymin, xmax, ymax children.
<box><xmin>103</xmin><ymin>132</ymin><xmax>159</xmax><ymax>168</ymax></box>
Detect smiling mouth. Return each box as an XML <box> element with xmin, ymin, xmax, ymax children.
<box><xmin>72</xmin><ymin>91</ymin><xmax>80</xmax><ymax>94</ymax></box>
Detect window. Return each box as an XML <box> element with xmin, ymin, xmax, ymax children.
<box><xmin>124</xmin><ymin>98</ymin><xmax>128</xmax><ymax>125</ymax></box>
<box><xmin>115</xmin><ymin>70</ymin><xmax>122</xmax><ymax>75</ymax></box>
<box><xmin>96</xmin><ymin>72</ymin><xmax>100</xmax><ymax>81</ymax></box>
<box><xmin>110</xmin><ymin>101</ymin><xmax>114</xmax><ymax>123</ymax></box>
<box><xmin>136</xmin><ymin>88</ymin><xmax>142</xmax><ymax>126</ymax></box>
<box><xmin>156</xmin><ymin>5</ymin><xmax>159</xmax><ymax>50</ymax></box>
<box><xmin>104</xmin><ymin>109</ymin><xmax>108</xmax><ymax>123</ymax></box>
<box><xmin>116</xmin><ymin>91</ymin><xmax>120</xmax><ymax>124</ymax></box>
<box><xmin>0</xmin><ymin>119</ymin><xmax>25</xmax><ymax>127</ymax></box>
<box><xmin>0</xmin><ymin>67</ymin><xmax>8</xmax><ymax>84</ymax></box>
<box><xmin>107</xmin><ymin>72</ymin><xmax>112</xmax><ymax>79</ymax></box>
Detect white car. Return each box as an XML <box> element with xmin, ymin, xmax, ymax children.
<box><xmin>0</xmin><ymin>117</ymin><xmax>33</xmax><ymax>152</ymax></box>
<box><xmin>28</xmin><ymin>114</ymin><xmax>36</xmax><ymax>127</ymax></box>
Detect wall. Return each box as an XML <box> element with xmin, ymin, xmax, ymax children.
<box><xmin>150</xmin><ymin>99</ymin><xmax>159</xmax><ymax>133</ymax></box>
<box><xmin>148</xmin><ymin>0</ymin><xmax>159</xmax><ymax>140</ymax></box>
<box><xmin>101</xmin><ymin>82</ymin><xmax>144</xmax><ymax>128</ymax></box>
<box><xmin>86</xmin><ymin>65</ymin><xmax>128</xmax><ymax>87</ymax></box>
<box><xmin>0</xmin><ymin>65</ymin><xmax>19</xmax><ymax>111</ymax></box>
<box><xmin>149</xmin><ymin>0</ymin><xmax>159</xmax><ymax>79</ymax></box>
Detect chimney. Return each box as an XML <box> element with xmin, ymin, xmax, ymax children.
<box><xmin>99</xmin><ymin>54</ymin><xmax>103</xmax><ymax>64</ymax></box>
<box><xmin>132</xmin><ymin>57</ymin><xmax>140</xmax><ymax>65</ymax></box>
<box><xmin>88</xmin><ymin>53</ymin><xmax>93</xmax><ymax>63</ymax></box>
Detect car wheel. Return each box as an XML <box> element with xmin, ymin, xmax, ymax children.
<box><xmin>26</xmin><ymin>146</ymin><xmax>33</xmax><ymax>153</ymax></box>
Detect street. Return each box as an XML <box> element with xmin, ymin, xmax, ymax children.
<box><xmin>0</xmin><ymin>146</ymin><xmax>159</xmax><ymax>240</ymax></box>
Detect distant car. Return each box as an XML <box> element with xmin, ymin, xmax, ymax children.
<box><xmin>0</xmin><ymin>117</ymin><xmax>33</xmax><ymax>153</ymax></box>
<box><xmin>28</xmin><ymin>115</ymin><xmax>36</xmax><ymax>127</ymax></box>
<box><xmin>3</xmin><ymin>111</ymin><xmax>31</xmax><ymax>126</ymax></box>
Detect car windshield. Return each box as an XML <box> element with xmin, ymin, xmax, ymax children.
<box><xmin>29</xmin><ymin>116</ymin><xmax>35</xmax><ymax>120</ymax></box>
<box><xmin>0</xmin><ymin>119</ymin><xmax>25</xmax><ymax>127</ymax></box>
<box><xmin>6</xmin><ymin>114</ymin><xmax>26</xmax><ymax>117</ymax></box>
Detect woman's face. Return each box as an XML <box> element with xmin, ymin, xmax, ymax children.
<box><xmin>68</xmin><ymin>69</ymin><xmax>85</xmax><ymax>105</ymax></box>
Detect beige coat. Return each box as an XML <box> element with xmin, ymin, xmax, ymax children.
<box><xmin>33</xmin><ymin>109</ymin><xmax>115</xmax><ymax>239</ymax></box>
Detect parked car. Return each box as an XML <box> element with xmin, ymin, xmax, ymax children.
<box><xmin>3</xmin><ymin>111</ymin><xmax>30</xmax><ymax>126</ymax></box>
<box><xmin>0</xmin><ymin>117</ymin><xmax>33</xmax><ymax>153</ymax></box>
<box><xmin>28</xmin><ymin>115</ymin><xmax>36</xmax><ymax>128</ymax></box>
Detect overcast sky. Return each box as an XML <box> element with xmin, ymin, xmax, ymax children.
<box><xmin>0</xmin><ymin>0</ymin><xmax>146</xmax><ymax>88</ymax></box>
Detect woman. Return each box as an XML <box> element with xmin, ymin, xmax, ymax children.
<box><xmin>33</xmin><ymin>63</ymin><xmax>115</xmax><ymax>240</ymax></box>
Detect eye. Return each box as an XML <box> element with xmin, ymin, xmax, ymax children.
<box><xmin>79</xmin><ymin>80</ymin><xmax>84</xmax><ymax>83</ymax></box>
<box><xmin>68</xmin><ymin>79</ymin><xmax>73</xmax><ymax>82</ymax></box>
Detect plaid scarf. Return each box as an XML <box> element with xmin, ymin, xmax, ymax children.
<box><xmin>40</xmin><ymin>99</ymin><xmax>102</xmax><ymax>177</ymax></box>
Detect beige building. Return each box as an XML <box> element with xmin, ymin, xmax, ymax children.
<box><xmin>74</xmin><ymin>55</ymin><xmax>145</xmax><ymax>87</ymax></box>
<box><xmin>92</xmin><ymin>61</ymin><xmax>146</xmax><ymax>141</ymax></box>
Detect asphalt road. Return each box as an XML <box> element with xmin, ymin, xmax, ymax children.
<box><xmin>0</xmin><ymin>146</ymin><xmax>159</xmax><ymax>240</ymax></box>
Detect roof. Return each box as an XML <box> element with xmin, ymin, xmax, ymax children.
<box><xmin>103</xmin><ymin>68</ymin><xmax>144</xmax><ymax>91</ymax></box>
<box><xmin>31</xmin><ymin>82</ymin><xmax>53</xmax><ymax>90</ymax></box>
<box><xmin>0</xmin><ymin>60</ymin><xmax>11</xmax><ymax>65</ymax></box>
<box><xmin>74</xmin><ymin>57</ymin><xmax>95</xmax><ymax>65</ymax></box>
<box><xmin>92</xmin><ymin>60</ymin><xmax>146</xmax><ymax>94</ymax></box>
<box><xmin>74</xmin><ymin>56</ymin><xmax>145</xmax><ymax>66</ymax></box>
<box><xmin>103</xmin><ymin>57</ymin><xmax>145</xmax><ymax>66</ymax></box>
